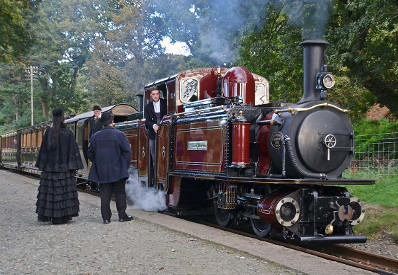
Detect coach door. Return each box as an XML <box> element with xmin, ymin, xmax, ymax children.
<box><xmin>156</xmin><ymin>116</ymin><xmax>172</xmax><ymax>190</ymax></box>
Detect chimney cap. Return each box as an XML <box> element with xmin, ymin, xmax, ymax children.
<box><xmin>299</xmin><ymin>40</ymin><xmax>329</xmax><ymax>47</ymax></box>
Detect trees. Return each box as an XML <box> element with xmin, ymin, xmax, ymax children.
<box><xmin>237</xmin><ymin>2</ymin><xmax>304</xmax><ymax>102</ymax></box>
<box><xmin>29</xmin><ymin>0</ymin><xmax>110</xmax><ymax>116</ymax></box>
<box><xmin>0</xmin><ymin>0</ymin><xmax>40</xmax><ymax>63</ymax></box>
<box><xmin>1</xmin><ymin>0</ymin><xmax>397</xmax><ymax>134</ymax></box>
<box><xmin>237</xmin><ymin>0</ymin><xmax>397</xmax><ymax>119</ymax></box>
<box><xmin>327</xmin><ymin>0</ymin><xmax>398</xmax><ymax>117</ymax></box>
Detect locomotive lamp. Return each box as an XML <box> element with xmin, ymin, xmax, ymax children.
<box><xmin>325</xmin><ymin>224</ymin><xmax>334</xmax><ymax>235</ymax></box>
<box><xmin>316</xmin><ymin>65</ymin><xmax>335</xmax><ymax>100</ymax></box>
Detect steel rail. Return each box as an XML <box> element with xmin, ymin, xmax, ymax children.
<box><xmin>192</xmin><ymin>218</ymin><xmax>398</xmax><ymax>274</ymax></box>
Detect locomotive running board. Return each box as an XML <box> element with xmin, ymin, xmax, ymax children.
<box><xmin>299</xmin><ymin>235</ymin><xmax>367</xmax><ymax>244</ymax></box>
<box><xmin>168</xmin><ymin>171</ymin><xmax>375</xmax><ymax>185</ymax></box>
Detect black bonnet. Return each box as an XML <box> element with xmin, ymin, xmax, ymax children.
<box><xmin>52</xmin><ymin>107</ymin><xmax>64</xmax><ymax>117</ymax></box>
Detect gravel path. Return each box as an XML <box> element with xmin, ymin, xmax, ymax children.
<box><xmin>346</xmin><ymin>236</ymin><xmax>398</xmax><ymax>259</ymax></box>
<box><xmin>0</xmin><ymin>170</ymin><xmax>300</xmax><ymax>274</ymax></box>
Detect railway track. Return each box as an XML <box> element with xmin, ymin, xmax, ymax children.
<box><xmin>305</xmin><ymin>243</ymin><xmax>398</xmax><ymax>274</ymax></box>
<box><xmin>193</xmin><ymin>218</ymin><xmax>398</xmax><ymax>274</ymax></box>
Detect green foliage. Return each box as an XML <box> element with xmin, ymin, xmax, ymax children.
<box><xmin>327</xmin><ymin>74</ymin><xmax>377</xmax><ymax>121</ymax></box>
<box><xmin>0</xmin><ymin>0</ymin><xmax>40</xmax><ymax>63</ymax></box>
<box><xmin>353</xmin><ymin>119</ymin><xmax>398</xmax><ymax>137</ymax></box>
<box><xmin>353</xmin><ymin>205</ymin><xmax>398</xmax><ymax>241</ymax></box>
<box><xmin>346</xmin><ymin>175</ymin><xmax>398</xmax><ymax>207</ymax></box>
<box><xmin>327</xmin><ymin>0</ymin><xmax>398</xmax><ymax>117</ymax></box>
<box><xmin>237</xmin><ymin>3</ymin><xmax>304</xmax><ymax>102</ymax></box>
<box><xmin>352</xmin><ymin>118</ymin><xmax>398</xmax><ymax>153</ymax></box>
<box><xmin>0</xmin><ymin>63</ymin><xmax>35</xmax><ymax>131</ymax></box>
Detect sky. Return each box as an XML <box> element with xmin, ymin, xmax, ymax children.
<box><xmin>160</xmin><ymin>36</ymin><xmax>190</xmax><ymax>56</ymax></box>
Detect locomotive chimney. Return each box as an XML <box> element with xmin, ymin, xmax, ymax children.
<box><xmin>299</xmin><ymin>40</ymin><xmax>329</xmax><ymax>103</ymax></box>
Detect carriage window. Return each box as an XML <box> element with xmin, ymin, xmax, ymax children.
<box><xmin>255</xmin><ymin>83</ymin><xmax>267</xmax><ymax>105</ymax></box>
<box><xmin>180</xmin><ymin>78</ymin><xmax>199</xmax><ymax>103</ymax></box>
<box><xmin>22</xmin><ymin>134</ymin><xmax>25</xmax><ymax>148</ymax></box>
<box><xmin>38</xmin><ymin>130</ymin><xmax>43</xmax><ymax>146</ymax></box>
<box><xmin>27</xmin><ymin>132</ymin><xmax>31</xmax><ymax>147</ymax></box>
<box><xmin>32</xmin><ymin>131</ymin><xmax>37</xmax><ymax>147</ymax></box>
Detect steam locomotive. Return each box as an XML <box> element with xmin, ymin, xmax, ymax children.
<box><xmin>0</xmin><ymin>40</ymin><xmax>374</xmax><ymax>243</ymax></box>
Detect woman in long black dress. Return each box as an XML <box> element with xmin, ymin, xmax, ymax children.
<box><xmin>36</xmin><ymin>108</ymin><xmax>83</xmax><ymax>224</ymax></box>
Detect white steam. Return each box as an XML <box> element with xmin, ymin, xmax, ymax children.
<box><xmin>154</xmin><ymin>0</ymin><xmax>334</xmax><ymax>64</ymax></box>
<box><xmin>125</xmin><ymin>170</ymin><xmax>167</xmax><ymax>212</ymax></box>
<box><xmin>281</xmin><ymin>0</ymin><xmax>335</xmax><ymax>39</ymax></box>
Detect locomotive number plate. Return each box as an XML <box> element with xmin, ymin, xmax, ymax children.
<box><xmin>187</xmin><ymin>141</ymin><xmax>208</xmax><ymax>151</ymax></box>
<box><xmin>271</xmin><ymin>132</ymin><xmax>284</xmax><ymax>149</ymax></box>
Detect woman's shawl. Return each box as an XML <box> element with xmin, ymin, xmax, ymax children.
<box><xmin>36</xmin><ymin>126</ymin><xmax>83</xmax><ymax>172</ymax></box>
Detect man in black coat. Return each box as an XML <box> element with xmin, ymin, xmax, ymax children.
<box><xmin>86</xmin><ymin>105</ymin><xmax>103</xmax><ymax>190</ymax></box>
<box><xmin>144</xmin><ymin>88</ymin><xmax>167</xmax><ymax>185</ymax></box>
<box><xmin>89</xmin><ymin>105</ymin><xmax>103</xmax><ymax>140</ymax></box>
<box><xmin>88</xmin><ymin>112</ymin><xmax>132</xmax><ymax>224</ymax></box>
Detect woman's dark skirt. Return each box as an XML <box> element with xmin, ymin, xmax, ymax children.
<box><xmin>36</xmin><ymin>171</ymin><xmax>79</xmax><ymax>224</ymax></box>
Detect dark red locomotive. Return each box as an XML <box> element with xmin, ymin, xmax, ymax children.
<box><xmin>119</xmin><ymin>39</ymin><xmax>373</xmax><ymax>243</ymax></box>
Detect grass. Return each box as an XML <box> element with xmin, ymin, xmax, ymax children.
<box><xmin>345</xmin><ymin>174</ymin><xmax>398</xmax><ymax>207</ymax></box>
<box><xmin>353</xmin><ymin>205</ymin><xmax>398</xmax><ymax>242</ymax></box>
<box><xmin>343</xmin><ymin>174</ymin><xmax>398</xmax><ymax>242</ymax></box>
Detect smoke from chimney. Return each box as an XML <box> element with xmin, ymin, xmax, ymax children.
<box><xmin>281</xmin><ymin>0</ymin><xmax>334</xmax><ymax>39</ymax></box>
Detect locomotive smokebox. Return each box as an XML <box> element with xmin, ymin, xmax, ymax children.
<box><xmin>299</xmin><ymin>40</ymin><xmax>329</xmax><ymax>103</ymax></box>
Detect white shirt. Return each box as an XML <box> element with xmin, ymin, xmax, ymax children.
<box><xmin>153</xmin><ymin>100</ymin><xmax>160</xmax><ymax>113</ymax></box>
<box><xmin>94</xmin><ymin>114</ymin><xmax>101</xmax><ymax>121</ymax></box>
<box><xmin>152</xmin><ymin>100</ymin><xmax>161</xmax><ymax>130</ymax></box>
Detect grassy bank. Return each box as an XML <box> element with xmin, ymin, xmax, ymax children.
<box><xmin>344</xmin><ymin>174</ymin><xmax>398</xmax><ymax>242</ymax></box>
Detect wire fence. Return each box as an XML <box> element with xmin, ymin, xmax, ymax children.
<box><xmin>349</xmin><ymin>132</ymin><xmax>398</xmax><ymax>177</ymax></box>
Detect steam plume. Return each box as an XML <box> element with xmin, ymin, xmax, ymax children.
<box><xmin>125</xmin><ymin>169</ymin><xmax>167</xmax><ymax>212</ymax></box>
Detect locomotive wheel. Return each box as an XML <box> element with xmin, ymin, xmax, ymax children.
<box><xmin>250</xmin><ymin>218</ymin><xmax>271</xmax><ymax>238</ymax></box>
<box><xmin>213</xmin><ymin>202</ymin><xmax>232</xmax><ymax>227</ymax></box>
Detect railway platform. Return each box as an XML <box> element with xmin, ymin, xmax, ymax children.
<box><xmin>0</xmin><ymin>169</ymin><xmax>374</xmax><ymax>274</ymax></box>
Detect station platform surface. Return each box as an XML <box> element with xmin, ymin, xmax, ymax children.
<box><xmin>0</xmin><ymin>169</ymin><xmax>374</xmax><ymax>274</ymax></box>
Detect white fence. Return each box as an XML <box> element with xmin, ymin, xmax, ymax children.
<box><xmin>349</xmin><ymin>132</ymin><xmax>398</xmax><ymax>176</ymax></box>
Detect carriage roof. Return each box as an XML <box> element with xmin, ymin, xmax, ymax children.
<box><xmin>65</xmin><ymin>104</ymin><xmax>137</xmax><ymax>123</ymax></box>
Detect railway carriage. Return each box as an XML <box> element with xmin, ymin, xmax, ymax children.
<box><xmin>19</xmin><ymin>123</ymin><xmax>49</xmax><ymax>174</ymax></box>
<box><xmin>0</xmin><ymin>104</ymin><xmax>137</xmax><ymax>178</ymax></box>
<box><xmin>1</xmin><ymin>131</ymin><xmax>20</xmax><ymax>170</ymax></box>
